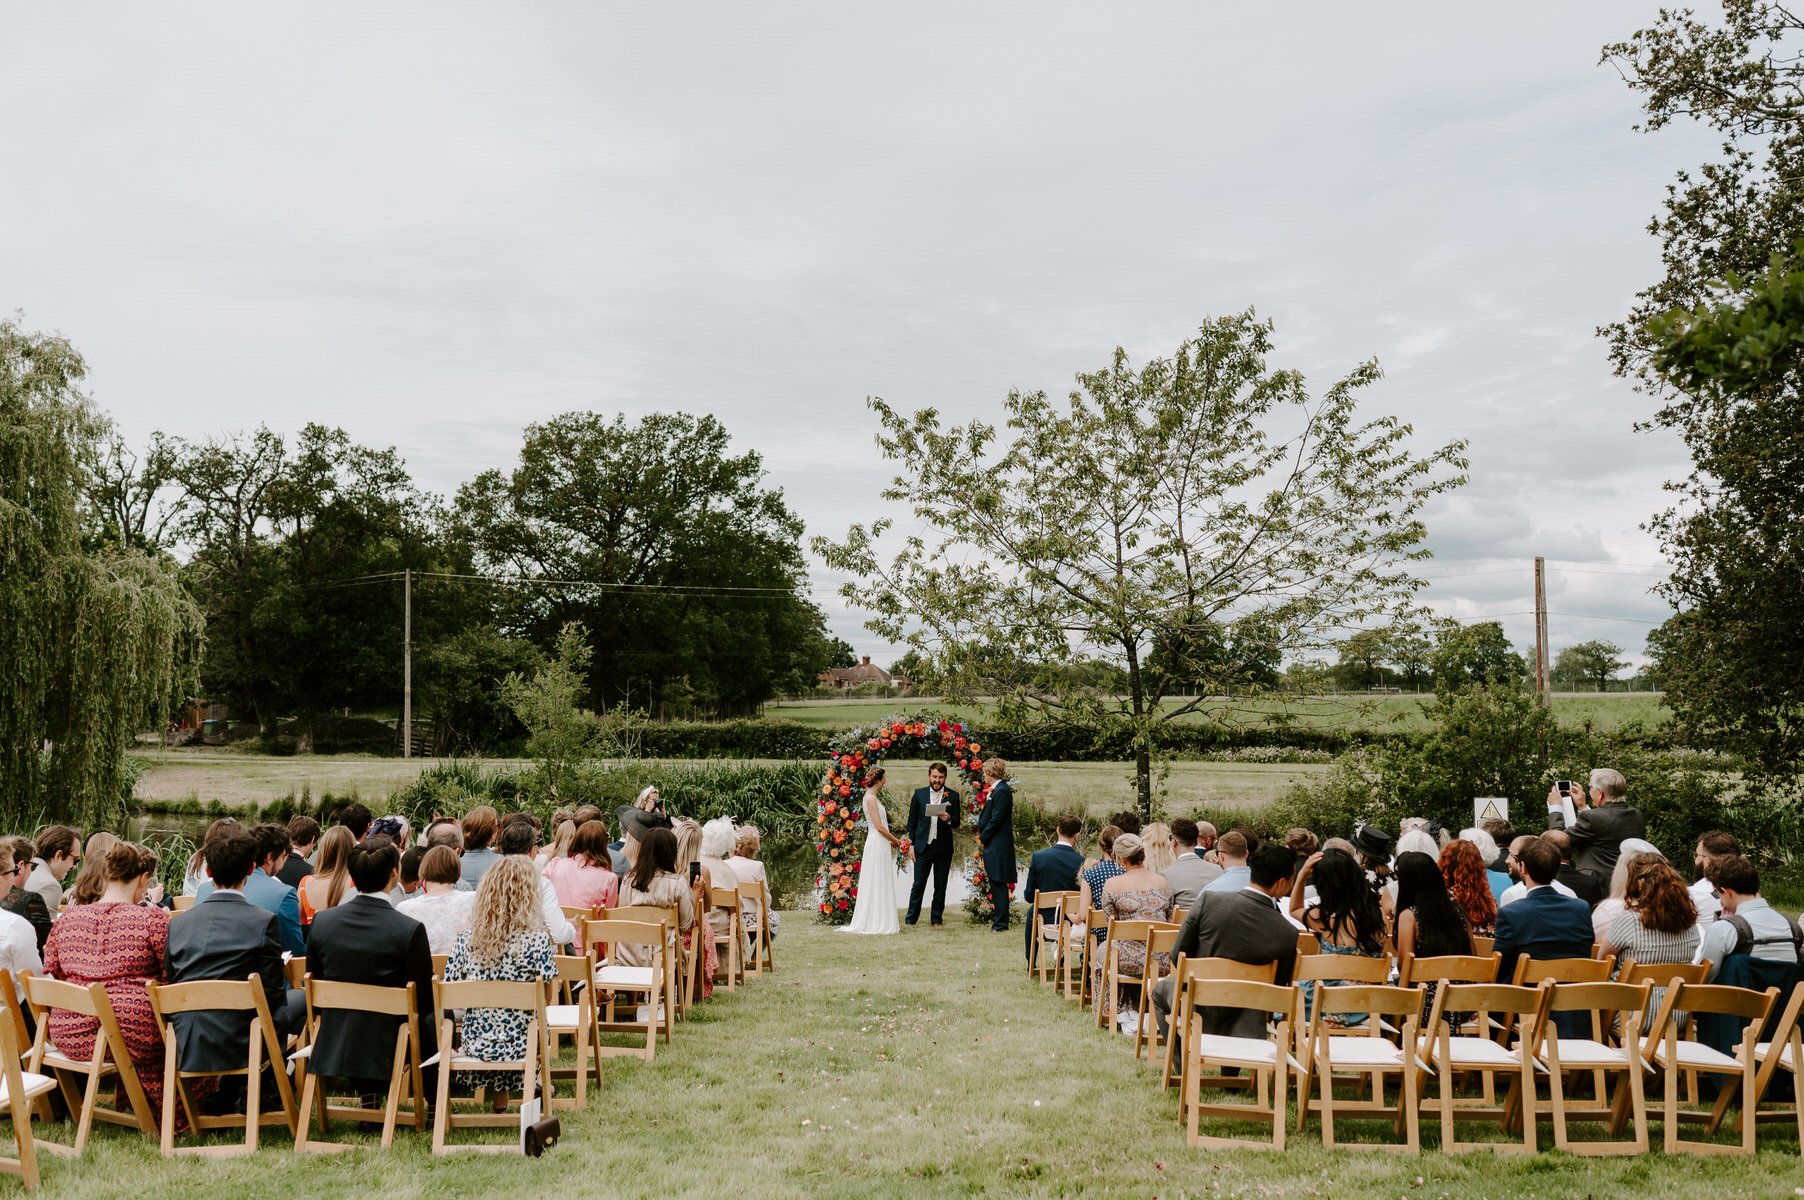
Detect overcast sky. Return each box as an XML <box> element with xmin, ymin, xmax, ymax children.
<box><xmin>2</xmin><ymin>3</ymin><xmax>1716</xmax><ymax>670</ymax></box>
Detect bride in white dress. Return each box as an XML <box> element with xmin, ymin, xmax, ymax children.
<box><xmin>842</xmin><ymin>768</ymin><xmax>912</xmax><ymax>936</ymax></box>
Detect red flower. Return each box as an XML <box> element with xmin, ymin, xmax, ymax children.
<box><xmin>837</xmin><ymin>899</ymin><xmax>849</xmax><ymax>910</ymax></box>
<box><xmin>839</xmin><ymin>785</ymin><xmax>851</xmax><ymax>797</ymax></box>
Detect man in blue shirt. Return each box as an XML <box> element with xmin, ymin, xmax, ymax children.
<box><xmin>197</xmin><ymin>823</ymin><xmax>305</xmax><ymax>955</ymax></box>
<box><xmin>1201</xmin><ymin>830</ymin><xmax>1252</xmax><ymax>894</ymax></box>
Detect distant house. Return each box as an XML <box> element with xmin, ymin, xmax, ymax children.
<box><xmin>818</xmin><ymin>656</ymin><xmax>909</xmax><ymax>691</ymax></box>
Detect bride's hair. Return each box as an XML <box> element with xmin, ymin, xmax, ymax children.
<box><xmin>864</xmin><ymin>768</ymin><xmax>886</xmax><ymax>788</ymax></box>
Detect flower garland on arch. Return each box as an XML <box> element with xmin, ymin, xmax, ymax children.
<box><xmin>814</xmin><ymin>715</ymin><xmax>1002</xmax><ymax>925</ymax></box>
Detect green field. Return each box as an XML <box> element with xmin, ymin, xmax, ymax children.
<box><xmin>766</xmin><ymin>691</ymin><xmax>1671</xmax><ymax>734</ymax></box>
<box><xmin>40</xmin><ymin>918</ymin><xmax>1804</xmax><ymax>1199</ymax></box>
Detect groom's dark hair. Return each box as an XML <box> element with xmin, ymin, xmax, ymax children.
<box><xmin>929</xmin><ymin>762</ymin><xmax>948</xmax><ymax>775</ymax></box>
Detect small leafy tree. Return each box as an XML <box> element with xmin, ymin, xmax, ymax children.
<box><xmin>816</xmin><ymin>312</ymin><xmax>1467</xmax><ymax>817</ymax></box>
<box><xmin>499</xmin><ymin>622</ymin><xmax>602</xmax><ymax>804</ymax></box>
<box><xmin>1552</xmin><ymin>640</ymin><xmax>1629</xmax><ymax>692</ymax></box>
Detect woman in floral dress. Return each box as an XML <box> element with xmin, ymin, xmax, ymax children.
<box><xmin>444</xmin><ymin>855</ymin><xmax>557</xmax><ymax>1106</ymax></box>
<box><xmin>1090</xmin><ymin>834</ymin><xmax>1174</xmax><ymax>1029</ymax></box>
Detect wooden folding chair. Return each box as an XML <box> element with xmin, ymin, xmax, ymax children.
<box><xmin>0</xmin><ymin>1000</ymin><xmax>53</xmax><ymax>1190</ymax></box>
<box><xmin>708</xmin><ymin>888</ymin><xmax>744</xmax><ymax>990</ymax></box>
<box><xmin>20</xmin><ymin>975</ymin><xmax>156</xmax><ymax>1154</ymax></box>
<box><xmin>1735</xmin><ymin>983</ymin><xmax>1804</xmax><ymax>1149</ymax></box>
<box><xmin>1077</xmin><ymin>911</ymin><xmax>1108</xmax><ymax>1010</ymax></box>
<box><xmin>290</xmin><ymin>979</ymin><xmax>426</xmax><ymax>1151</ymax></box>
<box><xmin>427</xmin><ymin>979</ymin><xmax>551</xmax><ymax>1155</ymax></box>
<box><xmin>172</xmin><ymin>896</ymin><xmax>197</xmax><ymax>912</ymax></box>
<box><xmin>583</xmin><ymin>917</ymin><xmax>673</xmax><ymax>1060</ymax></box>
<box><xmin>1300</xmin><ymin>984</ymin><xmax>1425</xmax><ymax>1153</ymax></box>
<box><xmin>1159</xmin><ymin>957</ymin><xmax>1278</xmax><ymax>1093</ymax></box>
<box><xmin>1645</xmin><ymin>982</ymin><xmax>1778</xmax><ymax>1155</ymax></box>
<box><xmin>146</xmin><ymin>977</ymin><xmax>298</xmax><ymax>1157</ymax></box>
<box><xmin>283</xmin><ymin>957</ymin><xmax>306</xmax><ymax>991</ymax></box>
<box><xmin>1056</xmin><ymin>894</ymin><xmax>1087</xmax><ymax>1002</ymax></box>
<box><xmin>1026</xmin><ymin>891</ymin><xmax>1076</xmax><ymax>985</ymax></box>
<box><xmin>1096</xmin><ymin>919</ymin><xmax>1162</xmax><ymax>1032</ymax></box>
<box><xmin>1180</xmin><ymin>981</ymin><xmax>1300</xmax><ymax>1150</ymax></box>
<box><xmin>1422</xmin><ymin>982</ymin><xmax>1546</xmax><ymax>1152</ymax></box>
<box><xmin>1532</xmin><ymin>980</ymin><xmax>1653</xmax><ymax>1156</ymax></box>
<box><xmin>1133</xmin><ymin>926</ymin><xmax>1181</xmax><ymax>1061</ymax></box>
<box><xmin>1292</xmin><ymin>954</ymin><xmax>1393</xmax><ymax>1118</ymax></box>
<box><xmin>1399</xmin><ymin>953</ymin><xmax>1499</xmax><ymax>989</ymax></box>
<box><xmin>1294</xmin><ymin>931</ymin><xmax>1321</xmax><ymax>956</ymax></box>
<box><xmin>738</xmin><ymin>881</ymin><xmax>772</xmax><ymax>977</ymax></box>
<box><xmin>0</xmin><ymin>975</ymin><xmax>50</xmax><ymax>1127</ymax></box>
<box><xmin>546</xmin><ymin>955</ymin><xmax>603</xmax><ymax>1110</ymax></box>
<box><xmin>607</xmin><ymin>904</ymin><xmax>688</xmax><ymax>1019</ymax></box>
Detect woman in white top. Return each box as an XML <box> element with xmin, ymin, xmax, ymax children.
<box><xmin>728</xmin><ymin>825</ymin><xmax>779</xmax><ymax>938</ymax></box>
<box><xmin>698</xmin><ymin>817</ymin><xmax>742</xmax><ymax>941</ymax></box>
<box><xmin>396</xmin><ymin>846</ymin><xmax>476</xmax><ymax>955</ymax></box>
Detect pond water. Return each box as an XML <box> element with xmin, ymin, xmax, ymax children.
<box><xmin>128</xmin><ymin>813</ymin><xmax>1006</xmax><ymax>912</ymax></box>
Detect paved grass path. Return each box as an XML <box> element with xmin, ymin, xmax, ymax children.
<box><xmin>47</xmin><ymin>917</ymin><xmax>1804</xmax><ymax>1198</ymax></box>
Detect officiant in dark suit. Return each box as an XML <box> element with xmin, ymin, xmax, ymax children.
<box><xmin>974</xmin><ymin>758</ymin><xmax>1018</xmax><ymax>932</ymax></box>
<box><xmin>905</xmin><ymin>762</ymin><xmax>961</xmax><ymax>927</ymax></box>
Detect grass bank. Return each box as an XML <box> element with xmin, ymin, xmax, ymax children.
<box><xmin>43</xmin><ymin>917</ymin><xmax>1804</xmax><ymax>1199</ymax></box>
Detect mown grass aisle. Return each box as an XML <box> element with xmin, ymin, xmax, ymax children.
<box><xmin>51</xmin><ymin>917</ymin><xmax>1804</xmax><ymax>1198</ymax></box>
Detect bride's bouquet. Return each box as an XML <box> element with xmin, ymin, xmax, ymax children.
<box><xmin>895</xmin><ymin>837</ymin><xmax>913</xmax><ymax>869</ymax></box>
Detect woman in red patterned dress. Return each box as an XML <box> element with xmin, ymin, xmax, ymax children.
<box><xmin>42</xmin><ymin>842</ymin><xmax>172</xmax><ymax>1119</ymax></box>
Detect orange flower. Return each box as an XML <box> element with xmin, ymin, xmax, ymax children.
<box><xmin>833</xmin><ymin>830</ymin><xmax>847</xmax><ymax>844</ymax></box>
<box><xmin>970</xmin><ymin>742</ymin><xmax>981</xmax><ymax>753</ymax></box>
<box><xmin>824</xmin><ymin>800</ymin><xmax>838</xmax><ymax>816</ymax></box>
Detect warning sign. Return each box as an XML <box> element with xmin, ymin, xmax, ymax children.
<box><xmin>1474</xmin><ymin>797</ymin><xmax>1509</xmax><ymax>826</ymax></box>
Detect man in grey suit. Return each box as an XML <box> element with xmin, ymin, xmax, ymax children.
<box><xmin>1160</xmin><ymin>817</ymin><xmax>1222</xmax><ymax>913</ymax></box>
<box><xmin>165</xmin><ymin>831</ymin><xmax>306</xmax><ymax>1073</ymax></box>
<box><xmin>1544</xmin><ymin>767</ymin><xmax>1644</xmax><ymax>881</ymax></box>
<box><xmin>1151</xmin><ymin>843</ymin><xmax>1299</xmax><ymax>1043</ymax></box>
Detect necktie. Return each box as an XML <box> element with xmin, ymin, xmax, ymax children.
<box><xmin>927</xmin><ymin>790</ymin><xmax>941</xmax><ymax>844</ymax></box>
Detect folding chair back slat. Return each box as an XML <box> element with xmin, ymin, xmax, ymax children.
<box><xmin>1401</xmin><ymin>953</ymin><xmax>1499</xmax><ymax>987</ymax></box>
<box><xmin>1514</xmin><ymin>956</ymin><xmax>1614</xmax><ymax>986</ymax></box>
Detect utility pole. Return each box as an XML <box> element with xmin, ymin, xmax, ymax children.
<box><xmin>1533</xmin><ymin>555</ymin><xmax>1549</xmax><ymax>703</ymax></box>
<box><xmin>403</xmin><ymin>568</ymin><xmax>413</xmax><ymax>759</ymax></box>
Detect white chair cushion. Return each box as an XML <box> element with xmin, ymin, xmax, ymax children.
<box><xmin>0</xmin><ymin>1071</ymin><xmax>56</xmax><ymax>1106</ymax></box>
<box><xmin>1435</xmin><ymin>1036</ymin><xmax>1527</xmax><ymax>1069</ymax></box>
<box><xmin>1754</xmin><ymin>1041</ymin><xmax>1798</xmax><ymax>1070</ymax></box>
<box><xmin>1194</xmin><ymin>1033</ymin><xmax>1301</xmax><ymax>1070</ymax></box>
<box><xmin>287</xmin><ymin>1044</ymin><xmax>313</xmax><ymax>1063</ymax></box>
<box><xmin>594</xmin><ymin>965</ymin><xmax>656</xmax><ymax>989</ymax></box>
<box><xmin>544</xmin><ymin>1004</ymin><xmax>583</xmax><ymax>1031</ymax></box>
<box><xmin>1642</xmin><ymin>1037</ymin><xmax>1743</xmax><ymax>1072</ymax></box>
<box><xmin>1539</xmin><ymin>1038</ymin><xmax>1628</xmax><ymax>1068</ymax></box>
<box><xmin>1321</xmin><ymin>1038</ymin><xmax>1405</xmax><ymax>1068</ymax></box>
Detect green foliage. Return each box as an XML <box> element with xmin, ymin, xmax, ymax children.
<box><xmin>0</xmin><ymin>319</ymin><xmax>203</xmax><ymax>831</ymax></box>
<box><xmin>1431</xmin><ymin>619</ymin><xmax>1527</xmax><ymax>691</ymax></box>
<box><xmin>816</xmin><ymin>312</ymin><xmax>1467</xmax><ymax>817</ymax></box>
<box><xmin>414</xmin><ymin>625</ymin><xmax>537</xmax><ymax>754</ymax></box>
<box><xmin>1551</xmin><ymin>639</ymin><xmax>1629</xmax><ymax>692</ymax></box>
<box><xmin>498</xmin><ymin>622</ymin><xmax>617</xmax><ymax>804</ymax></box>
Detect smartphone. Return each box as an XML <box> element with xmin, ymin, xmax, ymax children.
<box><xmin>1556</xmin><ymin>780</ymin><xmax>1572</xmax><ymax>795</ymax></box>
<box><xmin>688</xmin><ymin>861</ymin><xmax>701</xmax><ymax>883</ymax></box>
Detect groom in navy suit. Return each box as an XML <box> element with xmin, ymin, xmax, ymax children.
<box><xmin>974</xmin><ymin>759</ymin><xmax>1017</xmax><ymax>932</ymax></box>
<box><xmin>905</xmin><ymin>762</ymin><xmax>960</xmax><ymax>926</ymax></box>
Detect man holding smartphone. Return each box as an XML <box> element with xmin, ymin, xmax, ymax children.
<box><xmin>1544</xmin><ymin>767</ymin><xmax>1644</xmax><ymax>882</ymax></box>
<box><xmin>905</xmin><ymin>763</ymin><xmax>960</xmax><ymax>927</ymax></box>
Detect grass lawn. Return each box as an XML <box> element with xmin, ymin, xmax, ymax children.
<box><xmin>766</xmin><ymin>692</ymin><xmax>1673</xmax><ymax>735</ymax></box>
<box><xmin>132</xmin><ymin>750</ymin><xmax>1328</xmax><ymax>817</ymax></box>
<box><xmin>45</xmin><ymin>917</ymin><xmax>1804</xmax><ymax>1199</ymax></box>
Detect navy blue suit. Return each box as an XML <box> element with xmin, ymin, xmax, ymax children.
<box><xmin>1021</xmin><ymin>841</ymin><xmax>1083</xmax><ymax>959</ymax></box>
<box><xmin>975</xmin><ymin>779</ymin><xmax>1017</xmax><ymax>931</ymax></box>
<box><xmin>905</xmin><ymin>784</ymin><xmax>960</xmax><ymax>926</ymax></box>
<box><xmin>1493</xmin><ymin>885</ymin><xmax>1595</xmax><ymax>984</ymax></box>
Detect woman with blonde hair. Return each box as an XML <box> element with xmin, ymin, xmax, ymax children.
<box><xmin>66</xmin><ymin>830</ymin><xmax>122</xmax><ymax>907</ymax></box>
<box><xmin>1091</xmin><ymin>832</ymin><xmax>1174</xmax><ymax>1030</ymax></box>
<box><xmin>672</xmin><ymin>818</ymin><xmax>721</xmax><ymax>999</ymax></box>
<box><xmin>1140</xmin><ymin>823</ymin><xmax>1177</xmax><ymax>874</ymax></box>
<box><xmin>536</xmin><ymin>819</ymin><xmax>577</xmax><ymax>869</ymax></box>
<box><xmin>299</xmin><ymin>825</ymin><xmax>356</xmax><ymax>925</ymax></box>
<box><xmin>443</xmin><ymin>855</ymin><xmax>556</xmax><ymax>1110</ymax></box>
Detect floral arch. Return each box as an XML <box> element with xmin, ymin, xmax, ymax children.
<box><xmin>814</xmin><ymin>715</ymin><xmax>1001</xmax><ymax>925</ymax></box>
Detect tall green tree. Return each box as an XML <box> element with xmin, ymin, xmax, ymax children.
<box><xmin>1551</xmin><ymin>639</ymin><xmax>1629</xmax><ymax>692</ymax></box>
<box><xmin>1334</xmin><ymin>628</ymin><xmax>1396</xmax><ymax>691</ymax></box>
<box><xmin>455</xmin><ymin>411</ymin><xmax>832</xmax><ymax>717</ymax></box>
<box><xmin>1605</xmin><ymin>2</ymin><xmax>1804</xmax><ymax>772</ymax></box>
<box><xmin>1430</xmin><ymin>619</ymin><xmax>1526</xmax><ymax>691</ymax></box>
<box><xmin>815</xmin><ymin>312</ymin><xmax>1467</xmax><ymax>816</ymax></box>
<box><xmin>0</xmin><ymin>320</ymin><xmax>202</xmax><ymax>828</ymax></box>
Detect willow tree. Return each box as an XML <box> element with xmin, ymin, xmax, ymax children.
<box><xmin>0</xmin><ymin>319</ymin><xmax>202</xmax><ymax>829</ymax></box>
<box><xmin>815</xmin><ymin>311</ymin><xmax>1467</xmax><ymax>817</ymax></box>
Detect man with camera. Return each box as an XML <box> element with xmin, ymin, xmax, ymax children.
<box><xmin>1544</xmin><ymin>768</ymin><xmax>1644</xmax><ymax>882</ymax></box>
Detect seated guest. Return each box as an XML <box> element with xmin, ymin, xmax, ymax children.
<box><xmin>397</xmin><ymin>847</ymin><xmax>426</xmax><ymax>901</ymax></box>
<box><xmin>613</xmin><ymin>788</ymin><xmax>671</xmax><ymax>876</ymax></box>
<box><xmin>1290</xmin><ymin>847</ymin><xmax>1387</xmax><ymax>1020</ymax></box>
<box><xmin>443</xmin><ymin>856</ymin><xmax>558</xmax><ymax>1111</ymax></box>
<box><xmin>497</xmin><ymin>820</ymin><xmax>574</xmax><ymax>948</ymax></box>
<box><xmin>1493</xmin><ymin>837</ymin><xmax>1594</xmax><ymax>983</ymax></box>
<box><xmin>1543</xmin><ymin>829</ymin><xmax>1604</xmax><ymax>909</ymax></box>
<box><xmin>197</xmin><ymin>824</ymin><xmax>304</xmax><ymax>954</ymax></box>
<box><xmin>1108</xmin><ymin>810</ymin><xmax>1144</xmax><ymax>837</ymax></box>
<box><xmin>542</xmin><ymin>821</ymin><xmax>618</xmax><ymax>950</ymax></box>
<box><xmin>26</xmin><ymin>824</ymin><xmax>80</xmax><ymax>912</ymax></box>
<box><xmin>728</xmin><ymin>825</ymin><xmax>778</xmax><ymax>940</ymax></box>
<box><xmin>1349</xmin><ymin>824</ymin><xmax>1396</xmax><ymax>922</ymax></box>
<box><xmin>1284</xmin><ymin>827</ymin><xmax>1320</xmax><ymax>859</ymax></box>
<box><xmin>304</xmin><ymin>837</ymin><xmax>437</xmax><ymax>1095</ymax></box>
<box><xmin>64</xmin><ymin>831</ymin><xmax>121</xmax><ymax>907</ymax></box>
<box><xmin>1691</xmin><ymin>830</ymin><xmax>1740</xmax><ymax>928</ymax></box>
<box><xmin>1697</xmin><ymin>855</ymin><xmax>1801</xmax><ymax>981</ymax></box>
<box><xmin>279</xmin><ymin>816</ymin><xmax>320</xmax><ymax>887</ymax></box>
<box><xmin>535</xmin><ymin>820</ymin><xmax>577</xmax><ymax>870</ymax></box>
<box><xmin>0</xmin><ymin>845</ymin><xmax>43</xmax><ymax>984</ymax></box>
<box><xmin>1091</xmin><ymin>834</ymin><xmax>1175</xmax><ymax>1030</ymax></box>
<box><xmin>423</xmin><ymin>817</ymin><xmax>463</xmax><ymax>851</ymax></box>
<box><xmin>1497</xmin><ymin>834</ymin><xmax>1577</xmax><ymax>908</ymax></box>
<box><xmin>1151</xmin><ymin>844</ymin><xmax>1298</xmax><ymax>1044</ymax></box>
<box><xmin>181</xmin><ymin>818</ymin><xmax>239</xmax><ymax>896</ymax></box>
<box><xmin>0</xmin><ymin>837</ymin><xmax>52</xmax><ymax>952</ymax></box>
<box><xmin>697</xmin><ymin>817</ymin><xmax>743</xmax><ymax>944</ymax></box>
<box><xmin>165</xmin><ymin>831</ymin><xmax>307</xmax><ymax>1076</ymax></box>
<box><xmin>335</xmin><ymin>802</ymin><xmax>373</xmax><ymax>841</ymax></box>
<box><xmin>397</xmin><ymin>846</ymin><xmax>477</xmax><ymax>955</ymax></box>
<box><xmin>1591</xmin><ymin>840</ymin><xmax>1664</xmax><ymax>947</ymax></box>
<box><xmin>1599</xmin><ymin>856</ymin><xmax>1699</xmax><ymax>971</ymax></box>
<box><xmin>1141</xmin><ymin>823</ymin><xmax>1177</xmax><ymax>874</ymax></box>
<box><xmin>1396</xmin><ymin>828</ymin><xmax>1438</xmax><ymax>859</ymax></box>
<box><xmin>1023</xmin><ymin>814</ymin><xmax>1085</xmax><ymax>961</ymax></box>
<box><xmin>1459</xmin><ymin>828</ymin><xmax>1511</xmax><ymax>901</ymax></box>
<box><xmin>1393</xmin><ymin>849</ymin><xmax>1475</xmax><ymax>1020</ymax></box>
<box><xmin>44</xmin><ymin>843</ymin><xmax>173</xmax><ymax>1118</ymax></box>
<box><xmin>614</xmin><ymin>827</ymin><xmax>696</xmax><ymax>975</ymax></box>
<box><xmin>459</xmin><ymin>806</ymin><xmax>501</xmax><ymax>887</ymax></box>
<box><xmin>1481</xmin><ymin>819</ymin><xmax>1517</xmax><ymax>873</ymax></box>
<box><xmin>1201</xmin><ymin>830</ymin><xmax>1253</xmax><ymax>894</ymax></box>
<box><xmin>1078</xmin><ymin>826</ymin><xmax>1124</xmax><ymax>913</ymax></box>
<box><xmin>299</xmin><ymin>826</ymin><xmax>357</xmax><ymax>926</ymax></box>
<box><xmin>673</xmin><ymin>819</ymin><xmax>719</xmax><ymax>1000</ymax></box>
<box><xmin>570</xmin><ymin>805</ymin><xmax>602</xmax><ymax>829</ymax></box>
<box><xmin>1194</xmin><ymin>821</ymin><xmax>1219</xmax><ymax>862</ymax></box>
<box><xmin>1437</xmin><ymin>837</ymin><xmax>1497</xmax><ymax>939</ymax></box>
<box><xmin>1161</xmin><ymin>818</ymin><xmax>1220</xmax><ymax>913</ymax></box>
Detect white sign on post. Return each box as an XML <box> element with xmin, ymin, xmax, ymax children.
<box><xmin>1473</xmin><ymin>796</ymin><xmax>1509</xmax><ymax>826</ymax></box>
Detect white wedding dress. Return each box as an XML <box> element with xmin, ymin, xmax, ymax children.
<box><xmin>841</xmin><ymin>790</ymin><xmax>901</xmax><ymax>936</ymax></box>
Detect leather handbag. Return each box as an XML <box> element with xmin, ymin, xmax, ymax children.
<box><xmin>524</xmin><ymin>1115</ymin><xmax>561</xmax><ymax>1157</ymax></box>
